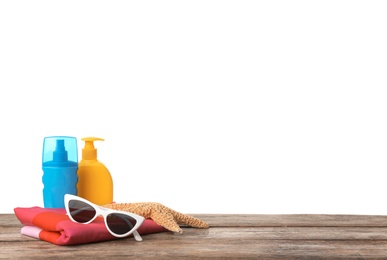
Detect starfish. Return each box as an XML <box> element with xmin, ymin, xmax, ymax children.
<box><xmin>102</xmin><ymin>202</ymin><xmax>209</xmax><ymax>234</ymax></box>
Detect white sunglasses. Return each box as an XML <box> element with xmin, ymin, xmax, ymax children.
<box><xmin>64</xmin><ymin>194</ymin><xmax>145</xmax><ymax>241</ymax></box>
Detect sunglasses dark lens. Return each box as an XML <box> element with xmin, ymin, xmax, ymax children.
<box><xmin>106</xmin><ymin>213</ymin><xmax>137</xmax><ymax>235</ymax></box>
<box><xmin>68</xmin><ymin>199</ymin><xmax>96</xmax><ymax>223</ymax></box>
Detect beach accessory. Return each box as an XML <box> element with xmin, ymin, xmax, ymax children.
<box><xmin>65</xmin><ymin>194</ymin><xmax>144</xmax><ymax>241</ymax></box>
<box><xmin>103</xmin><ymin>201</ymin><xmax>209</xmax><ymax>233</ymax></box>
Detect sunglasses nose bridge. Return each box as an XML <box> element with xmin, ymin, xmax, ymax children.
<box><xmin>100</xmin><ymin>206</ymin><xmax>110</xmax><ymax>212</ymax></box>
<box><xmin>98</xmin><ymin>206</ymin><xmax>112</xmax><ymax>217</ymax></box>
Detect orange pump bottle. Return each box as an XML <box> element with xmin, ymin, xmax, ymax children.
<box><xmin>76</xmin><ymin>137</ymin><xmax>113</xmax><ymax>205</ymax></box>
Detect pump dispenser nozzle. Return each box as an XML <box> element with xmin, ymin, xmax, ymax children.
<box><xmin>53</xmin><ymin>139</ymin><xmax>68</xmax><ymax>162</ymax></box>
<box><xmin>81</xmin><ymin>137</ymin><xmax>104</xmax><ymax>160</ymax></box>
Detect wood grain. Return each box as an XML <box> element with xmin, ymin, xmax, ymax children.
<box><xmin>2</xmin><ymin>214</ymin><xmax>387</xmax><ymax>259</ymax></box>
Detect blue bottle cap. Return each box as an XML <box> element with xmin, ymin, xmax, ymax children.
<box><xmin>42</xmin><ymin>136</ymin><xmax>78</xmax><ymax>166</ymax></box>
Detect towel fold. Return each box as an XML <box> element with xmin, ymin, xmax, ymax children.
<box><xmin>14</xmin><ymin>206</ymin><xmax>167</xmax><ymax>245</ymax></box>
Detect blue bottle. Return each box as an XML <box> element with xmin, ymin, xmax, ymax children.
<box><xmin>42</xmin><ymin>136</ymin><xmax>78</xmax><ymax>208</ymax></box>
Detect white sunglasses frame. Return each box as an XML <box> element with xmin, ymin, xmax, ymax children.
<box><xmin>64</xmin><ymin>194</ymin><xmax>145</xmax><ymax>241</ymax></box>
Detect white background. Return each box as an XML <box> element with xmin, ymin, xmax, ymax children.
<box><xmin>1</xmin><ymin>1</ymin><xmax>386</xmax><ymax>214</ymax></box>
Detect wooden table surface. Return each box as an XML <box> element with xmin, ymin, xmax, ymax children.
<box><xmin>2</xmin><ymin>213</ymin><xmax>387</xmax><ymax>259</ymax></box>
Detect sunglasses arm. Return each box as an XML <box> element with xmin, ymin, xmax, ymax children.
<box><xmin>119</xmin><ymin>212</ymin><xmax>143</xmax><ymax>242</ymax></box>
<box><xmin>133</xmin><ymin>230</ymin><xmax>143</xmax><ymax>242</ymax></box>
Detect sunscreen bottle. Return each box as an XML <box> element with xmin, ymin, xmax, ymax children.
<box><xmin>76</xmin><ymin>137</ymin><xmax>113</xmax><ymax>205</ymax></box>
<box><xmin>42</xmin><ymin>136</ymin><xmax>78</xmax><ymax>208</ymax></box>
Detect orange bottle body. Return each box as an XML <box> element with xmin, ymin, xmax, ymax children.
<box><xmin>76</xmin><ymin>159</ymin><xmax>113</xmax><ymax>205</ymax></box>
<box><xmin>76</xmin><ymin>137</ymin><xmax>113</xmax><ymax>205</ymax></box>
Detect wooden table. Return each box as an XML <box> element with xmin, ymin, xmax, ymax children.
<box><xmin>2</xmin><ymin>213</ymin><xmax>387</xmax><ymax>259</ymax></box>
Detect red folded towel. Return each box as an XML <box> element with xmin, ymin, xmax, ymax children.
<box><xmin>14</xmin><ymin>206</ymin><xmax>167</xmax><ymax>245</ymax></box>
